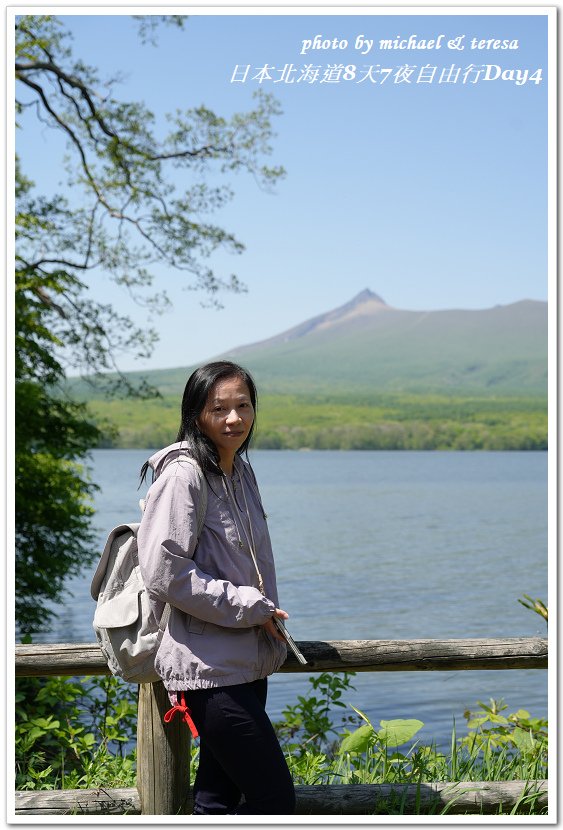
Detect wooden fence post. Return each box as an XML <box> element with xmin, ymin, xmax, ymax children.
<box><xmin>136</xmin><ymin>682</ymin><xmax>191</xmax><ymax>815</ymax></box>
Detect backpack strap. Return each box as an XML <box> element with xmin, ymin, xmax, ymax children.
<box><xmin>156</xmin><ymin>456</ymin><xmax>208</xmax><ymax>637</ymax></box>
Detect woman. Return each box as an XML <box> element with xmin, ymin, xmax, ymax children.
<box><xmin>137</xmin><ymin>361</ymin><xmax>296</xmax><ymax>815</ymax></box>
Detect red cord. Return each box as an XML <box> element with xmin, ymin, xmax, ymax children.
<box><xmin>163</xmin><ymin>691</ymin><xmax>199</xmax><ymax>739</ymax></box>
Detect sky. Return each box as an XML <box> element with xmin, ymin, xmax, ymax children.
<box><xmin>13</xmin><ymin>7</ymin><xmax>552</xmax><ymax>372</ymax></box>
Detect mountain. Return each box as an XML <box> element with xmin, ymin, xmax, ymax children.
<box><xmin>72</xmin><ymin>290</ymin><xmax>548</xmax><ymax>400</ymax></box>
<box><xmin>218</xmin><ymin>289</ymin><xmax>547</xmax><ymax>396</ymax></box>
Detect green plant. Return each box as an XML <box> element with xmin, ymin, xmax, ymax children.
<box><xmin>274</xmin><ymin>671</ymin><xmax>357</xmax><ymax>760</ymax></box>
<box><xmin>331</xmin><ymin>699</ymin><xmax>548</xmax><ymax>791</ymax></box>
<box><xmin>15</xmin><ymin>672</ymin><xmax>548</xmax><ymax>816</ymax></box>
<box><xmin>15</xmin><ymin>675</ymin><xmax>137</xmax><ymax>790</ymax></box>
<box><xmin>340</xmin><ymin>706</ymin><xmax>424</xmax><ymax>755</ymax></box>
<box><xmin>518</xmin><ymin>594</ymin><xmax>548</xmax><ymax>625</ymax></box>
<box><xmin>460</xmin><ymin>698</ymin><xmax>547</xmax><ymax>774</ymax></box>
<box><xmin>336</xmin><ymin>706</ymin><xmax>425</xmax><ymax>786</ymax></box>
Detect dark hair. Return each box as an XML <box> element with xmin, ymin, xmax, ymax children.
<box><xmin>140</xmin><ymin>361</ymin><xmax>258</xmax><ymax>484</ymax></box>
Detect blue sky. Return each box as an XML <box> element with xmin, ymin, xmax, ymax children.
<box><xmin>15</xmin><ymin>9</ymin><xmax>551</xmax><ymax>371</ymax></box>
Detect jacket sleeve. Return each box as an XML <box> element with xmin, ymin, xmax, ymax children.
<box><xmin>137</xmin><ymin>465</ymin><xmax>275</xmax><ymax>628</ymax></box>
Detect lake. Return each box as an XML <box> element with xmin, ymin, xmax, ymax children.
<box><xmin>32</xmin><ymin>449</ymin><xmax>548</xmax><ymax>750</ymax></box>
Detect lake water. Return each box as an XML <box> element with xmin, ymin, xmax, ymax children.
<box><xmin>32</xmin><ymin>449</ymin><xmax>548</xmax><ymax>749</ymax></box>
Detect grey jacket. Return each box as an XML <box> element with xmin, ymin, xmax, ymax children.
<box><xmin>137</xmin><ymin>443</ymin><xmax>287</xmax><ymax>691</ymax></box>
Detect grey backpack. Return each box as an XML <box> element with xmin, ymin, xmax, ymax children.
<box><xmin>90</xmin><ymin>457</ymin><xmax>207</xmax><ymax>684</ymax></box>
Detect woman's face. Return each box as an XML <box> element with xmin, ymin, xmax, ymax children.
<box><xmin>196</xmin><ymin>375</ymin><xmax>255</xmax><ymax>462</ymax></box>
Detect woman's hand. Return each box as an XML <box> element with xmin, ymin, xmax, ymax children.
<box><xmin>261</xmin><ymin>607</ymin><xmax>289</xmax><ymax>642</ymax></box>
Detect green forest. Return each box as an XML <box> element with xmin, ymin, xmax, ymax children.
<box><xmin>89</xmin><ymin>391</ymin><xmax>547</xmax><ymax>451</ymax></box>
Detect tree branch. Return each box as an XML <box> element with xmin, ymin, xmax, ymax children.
<box><xmin>17</xmin><ymin>61</ymin><xmax>233</xmax><ymax>164</ymax></box>
<box><xmin>16</xmin><ymin>61</ymin><xmax>119</xmax><ymax>141</ymax></box>
<box><xmin>26</xmin><ymin>257</ymin><xmax>101</xmax><ymax>271</ymax></box>
<box><xmin>16</xmin><ymin>74</ymin><xmax>106</xmax><ymax>201</ymax></box>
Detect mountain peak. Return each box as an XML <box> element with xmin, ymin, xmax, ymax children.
<box><xmin>351</xmin><ymin>288</ymin><xmax>387</xmax><ymax>306</ymax></box>
<box><xmin>227</xmin><ymin>289</ymin><xmax>391</xmax><ymax>355</ymax></box>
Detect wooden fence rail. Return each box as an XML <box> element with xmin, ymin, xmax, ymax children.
<box><xmin>15</xmin><ymin>636</ymin><xmax>548</xmax><ymax>676</ymax></box>
<box><xmin>14</xmin><ymin>780</ymin><xmax>548</xmax><ymax>816</ymax></box>
<box><xmin>14</xmin><ymin>638</ymin><xmax>548</xmax><ymax>817</ymax></box>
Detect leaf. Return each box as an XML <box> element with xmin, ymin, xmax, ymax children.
<box><xmin>34</xmin><ymin>766</ymin><xmax>54</xmax><ymax>779</ymax></box>
<box><xmin>467</xmin><ymin>716</ymin><xmax>488</xmax><ymax>728</ymax></box>
<box><xmin>488</xmin><ymin>714</ymin><xmax>509</xmax><ymax>724</ymax></box>
<box><xmin>526</xmin><ymin>718</ymin><xmax>548</xmax><ymax>731</ymax></box>
<box><xmin>32</xmin><ymin>717</ymin><xmax>60</xmax><ymax>730</ymax></box>
<box><xmin>512</xmin><ymin>727</ymin><xmax>536</xmax><ymax>754</ymax></box>
<box><xmin>81</xmin><ymin>733</ymin><xmax>96</xmax><ymax>747</ymax></box>
<box><xmin>376</xmin><ymin>719</ymin><xmax>424</xmax><ymax>746</ymax></box>
<box><xmin>511</xmin><ymin>709</ymin><xmax>531</xmax><ymax>720</ymax></box>
<box><xmin>26</xmin><ymin>727</ymin><xmax>47</xmax><ymax>743</ymax></box>
<box><xmin>339</xmin><ymin>724</ymin><xmax>373</xmax><ymax>754</ymax></box>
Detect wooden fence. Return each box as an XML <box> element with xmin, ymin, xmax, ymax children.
<box><xmin>14</xmin><ymin>637</ymin><xmax>548</xmax><ymax>816</ymax></box>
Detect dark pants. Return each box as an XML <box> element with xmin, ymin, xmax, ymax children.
<box><xmin>183</xmin><ymin>678</ymin><xmax>296</xmax><ymax>815</ymax></box>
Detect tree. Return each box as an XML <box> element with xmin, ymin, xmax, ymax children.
<box><xmin>15</xmin><ymin>160</ymin><xmax>102</xmax><ymax>632</ymax></box>
<box><xmin>15</xmin><ymin>15</ymin><xmax>284</xmax><ymax>633</ymax></box>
